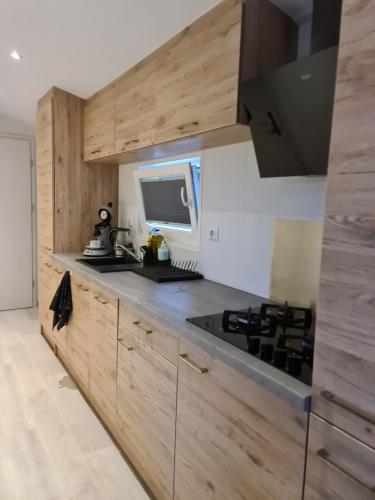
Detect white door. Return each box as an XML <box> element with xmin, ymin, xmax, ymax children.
<box><xmin>0</xmin><ymin>137</ymin><xmax>33</xmax><ymax>311</ymax></box>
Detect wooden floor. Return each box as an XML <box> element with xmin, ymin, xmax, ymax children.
<box><xmin>0</xmin><ymin>308</ymin><xmax>150</xmax><ymax>500</ymax></box>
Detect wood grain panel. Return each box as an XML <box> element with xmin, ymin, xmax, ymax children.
<box><xmin>305</xmin><ymin>414</ymin><xmax>375</xmax><ymax>500</ymax></box>
<box><xmin>115</xmin><ymin>59</ymin><xmax>156</xmax><ymax>154</ymax></box>
<box><xmin>53</xmin><ymin>89</ymin><xmax>85</xmax><ymax>253</ymax></box>
<box><xmin>174</xmin><ymin>338</ymin><xmax>308</xmax><ymax>500</ymax></box>
<box><xmin>270</xmin><ymin>219</ymin><xmax>323</xmax><ymax>311</ymax></box>
<box><xmin>154</xmin><ymin>0</ymin><xmax>242</xmax><ymax>144</ymax></box>
<box><xmin>84</xmin><ymin>84</ymin><xmax>116</xmax><ymax>161</ymax></box>
<box><xmin>119</xmin><ymin>300</ymin><xmax>179</xmax><ymax>366</ymax></box>
<box><xmin>312</xmin><ymin>0</ymin><xmax>375</xmax><ymax>448</ymax></box>
<box><xmin>81</xmin><ymin>162</ymin><xmax>119</xmax><ymax>249</ymax></box>
<box><xmin>83</xmin><ymin>0</ymin><xmax>249</xmax><ymax>165</ymax></box>
<box><xmin>36</xmin><ymin>96</ymin><xmax>54</xmax><ymax>259</ymax></box>
<box><xmin>117</xmin><ymin>332</ymin><xmax>177</xmax><ymax>500</ymax></box>
<box><xmin>87</xmin><ymin>123</ymin><xmax>250</xmax><ymax>166</ymax></box>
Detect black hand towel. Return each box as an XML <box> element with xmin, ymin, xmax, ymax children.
<box><xmin>49</xmin><ymin>271</ymin><xmax>73</xmax><ymax>331</ymax></box>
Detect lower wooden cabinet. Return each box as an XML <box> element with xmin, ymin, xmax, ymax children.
<box><xmin>117</xmin><ymin>327</ymin><xmax>177</xmax><ymax>500</ymax></box>
<box><xmin>304</xmin><ymin>414</ymin><xmax>375</xmax><ymax>500</ymax></box>
<box><xmin>174</xmin><ymin>339</ymin><xmax>308</xmax><ymax>500</ymax></box>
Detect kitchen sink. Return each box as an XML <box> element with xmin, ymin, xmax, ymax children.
<box><xmin>76</xmin><ymin>256</ymin><xmax>142</xmax><ymax>273</ymax></box>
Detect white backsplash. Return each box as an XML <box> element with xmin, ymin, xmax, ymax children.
<box><xmin>119</xmin><ymin>141</ymin><xmax>326</xmax><ymax>298</ymax></box>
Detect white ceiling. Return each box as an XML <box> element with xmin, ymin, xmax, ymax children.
<box><xmin>0</xmin><ymin>0</ymin><xmax>220</xmax><ymax>127</ymax></box>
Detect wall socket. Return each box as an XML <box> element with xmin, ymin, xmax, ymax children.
<box><xmin>209</xmin><ymin>225</ymin><xmax>219</xmax><ymax>241</ymax></box>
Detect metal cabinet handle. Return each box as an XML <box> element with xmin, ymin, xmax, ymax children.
<box><xmin>321</xmin><ymin>391</ymin><xmax>375</xmax><ymax>425</ymax></box>
<box><xmin>133</xmin><ymin>320</ymin><xmax>152</xmax><ymax>334</ymax></box>
<box><xmin>179</xmin><ymin>354</ymin><xmax>208</xmax><ymax>374</ymax></box>
<box><xmin>317</xmin><ymin>448</ymin><xmax>375</xmax><ymax>492</ymax></box>
<box><xmin>118</xmin><ymin>339</ymin><xmax>134</xmax><ymax>352</ymax></box>
<box><xmin>94</xmin><ymin>295</ymin><xmax>108</xmax><ymax>305</ymax></box>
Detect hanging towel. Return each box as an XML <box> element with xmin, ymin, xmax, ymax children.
<box><xmin>49</xmin><ymin>271</ymin><xmax>73</xmax><ymax>331</ymax></box>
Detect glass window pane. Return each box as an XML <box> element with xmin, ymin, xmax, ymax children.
<box><xmin>140</xmin><ymin>176</ymin><xmax>191</xmax><ymax>226</ymax></box>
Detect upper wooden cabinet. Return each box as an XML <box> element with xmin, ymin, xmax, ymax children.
<box><xmin>311</xmin><ymin>0</ymin><xmax>375</xmax><ymax>449</ymax></box>
<box><xmin>153</xmin><ymin>0</ymin><xmax>242</xmax><ymax>145</ymax></box>
<box><xmin>84</xmin><ymin>83</ymin><xmax>116</xmax><ymax>161</ymax></box>
<box><xmin>83</xmin><ymin>0</ymin><xmax>249</xmax><ymax>163</ymax></box>
<box><xmin>115</xmin><ymin>58</ymin><xmax>157</xmax><ymax>154</ymax></box>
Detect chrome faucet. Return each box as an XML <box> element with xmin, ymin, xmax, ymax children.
<box><xmin>115</xmin><ymin>243</ymin><xmax>142</xmax><ymax>263</ymax></box>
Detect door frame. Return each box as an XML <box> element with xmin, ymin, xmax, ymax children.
<box><xmin>0</xmin><ymin>132</ymin><xmax>36</xmax><ymax>307</ymax></box>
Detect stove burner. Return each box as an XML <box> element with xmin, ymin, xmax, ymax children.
<box><xmin>260</xmin><ymin>301</ymin><xmax>312</xmax><ymax>332</ymax></box>
<box><xmin>222</xmin><ymin>308</ymin><xmax>277</xmax><ymax>338</ymax></box>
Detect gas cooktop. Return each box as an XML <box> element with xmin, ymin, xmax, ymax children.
<box><xmin>187</xmin><ymin>302</ymin><xmax>314</xmax><ymax>385</ymax></box>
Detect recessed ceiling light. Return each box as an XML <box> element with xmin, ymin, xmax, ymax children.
<box><xmin>10</xmin><ymin>51</ymin><xmax>22</xmax><ymax>61</ymax></box>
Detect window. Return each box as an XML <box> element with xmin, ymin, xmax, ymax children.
<box><xmin>134</xmin><ymin>157</ymin><xmax>201</xmax><ymax>250</ymax></box>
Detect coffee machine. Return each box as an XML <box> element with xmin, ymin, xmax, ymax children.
<box><xmin>83</xmin><ymin>203</ymin><xmax>134</xmax><ymax>258</ymax></box>
<box><xmin>83</xmin><ymin>203</ymin><xmax>114</xmax><ymax>257</ymax></box>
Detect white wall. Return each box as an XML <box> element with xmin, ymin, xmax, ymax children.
<box><xmin>119</xmin><ymin>140</ymin><xmax>326</xmax><ymax>298</ymax></box>
<box><xmin>0</xmin><ymin>113</ymin><xmax>35</xmax><ymax>137</ymax></box>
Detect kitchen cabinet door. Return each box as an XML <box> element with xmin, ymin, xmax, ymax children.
<box><xmin>117</xmin><ymin>329</ymin><xmax>177</xmax><ymax>500</ymax></box>
<box><xmin>311</xmin><ymin>0</ymin><xmax>375</xmax><ymax>448</ymax></box>
<box><xmin>154</xmin><ymin>0</ymin><xmax>242</xmax><ymax>145</ymax></box>
<box><xmin>115</xmin><ymin>59</ymin><xmax>156</xmax><ymax>154</ymax></box>
<box><xmin>174</xmin><ymin>339</ymin><xmax>307</xmax><ymax>500</ymax></box>
<box><xmin>88</xmin><ymin>284</ymin><xmax>119</xmax><ymax>427</ymax></box>
<box><xmin>83</xmin><ymin>84</ymin><xmax>116</xmax><ymax>161</ymax></box>
<box><xmin>304</xmin><ymin>414</ymin><xmax>375</xmax><ymax>500</ymax></box>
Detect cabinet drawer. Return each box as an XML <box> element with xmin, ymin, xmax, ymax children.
<box><xmin>305</xmin><ymin>414</ymin><xmax>375</xmax><ymax>500</ymax></box>
<box><xmin>119</xmin><ymin>300</ymin><xmax>178</xmax><ymax>365</ymax></box>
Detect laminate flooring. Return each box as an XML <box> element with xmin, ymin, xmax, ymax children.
<box><xmin>0</xmin><ymin>308</ymin><xmax>150</xmax><ymax>500</ymax></box>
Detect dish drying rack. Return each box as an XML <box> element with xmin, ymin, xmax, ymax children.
<box><xmin>133</xmin><ymin>260</ymin><xmax>203</xmax><ymax>283</ymax></box>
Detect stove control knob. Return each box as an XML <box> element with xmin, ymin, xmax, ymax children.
<box><xmin>260</xmin><ymin>343</ymin><xmax>274</xmax><ymax>361</ymax></box>
<box><xmin>287</xmin><ymin>354</ymin><xmax>303</xmax><ymax>377</ymax></box>
<box><xmin>274</xmin><ymin>348</ymin><xmax>287</xmax><ymax>368</ymax></box>
<box><xmin>248</xmin><ymin>337</ymin><xmax>261</xmax><ymax>355</ymax></box>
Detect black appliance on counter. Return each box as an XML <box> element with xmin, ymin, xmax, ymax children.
<box><xmin>239</xmin><ymin>0</ymin><xmax>342</xmax><ymax>177</ymax></box>
<box><xmin>187</xmin><ymin>302</ymin><xmax>314</xmax><ymax>385</ymax></box>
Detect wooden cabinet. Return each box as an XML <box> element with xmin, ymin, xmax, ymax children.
<box><xmin>66</xmin><ymin>273</ymin><xmax>92</xmax><ymax>393</ymax></box>
<box><xmin>83</xmin><ymin>0</ymin><xmax>249</xmax><ymax>164</ymax></box>
<box><xmin>153</xmin><ymin>0</ymin><xmax>242</xmax><ymax>145</ymax></box>
<box><xmin>115</xmin><ymin>59</ymin><xmax>157</xmax><ymax>154</ymax></box>
<box><xmin>311</xmin><ymin>0</ymin><xmax>375</xmax><ymax>449</ymax></box>
<box><xmin>87</xmin><ymin>283</ymin><xmax>119</xmax><ymax>426</ymax></box>
<box><xmin>36</xmin><ymin>87</ymin><xmax>119</xmax><ymax>339</ymax></box>
<box><xmin>84</xmin><ymin>84</ymin><xmax>116</xmax><ymax>161</ymax></box>
<box><xmin>117</xmin><ymin>328</ymin><xmax>177</xmax><ymax>500</ymax></box>
<box><xmin>36</xmin><ymin>96</ymin><xmax>54</xmax><ymax>257</ymax></box>
<box><xmin>119</xmin><ymin>300</ymin><xmax>179</xmax><ymax>365</ymax></box>
<box><xmin>38</xmin><ymin>255</ymin><xmax>67</xmax><ymax>351</ymax></box>
<box><xmin>174</xmin><ymin>339</ymin><xmax>307</xmax><ymax>500</ymax></box>
<box><xmin>305</xmin><ymin>414</ymin><xmax>375</xmax><ymax>500</ymax></box>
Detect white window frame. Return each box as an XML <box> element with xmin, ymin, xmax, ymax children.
<box><xmin>134</xmin><ymin>161</ymin><xmax>201</xmax><ymax>251</ymax></box>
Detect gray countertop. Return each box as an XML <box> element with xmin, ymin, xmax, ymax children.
<box><xmin>52</xmin><ymin>253</ymin><xmax>312</xmax><ymax>411</ymax></box>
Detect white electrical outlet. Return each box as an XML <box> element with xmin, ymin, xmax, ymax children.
<box><xmin>209</xmin><ymin>225</ymin><xmax>219</xmax><ymax>241</ymax></box>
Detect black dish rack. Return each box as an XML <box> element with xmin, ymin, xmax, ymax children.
<box><xmin>133</xmin><ymin>260</ymin><xmax>203</xmax><ymax>283</ymax></box>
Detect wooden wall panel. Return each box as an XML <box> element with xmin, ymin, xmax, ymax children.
<box><xmin>312</xmin><ymin>0</ymin><xmax>375</xmax><ymax>447</ymax></box>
